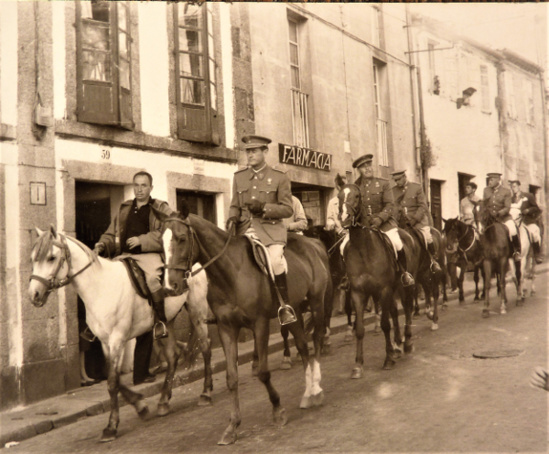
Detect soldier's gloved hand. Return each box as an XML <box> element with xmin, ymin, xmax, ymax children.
<box><xmin>407</xmin><ymin>216</ymin><xmax>417</xmax><ymax>227</ymax></box>
<box><xmin>247</xmin><ymin>200</ymin><xmax>265</xmax><ymax>216</ymax></box>
<box><xmin>93</xmin><ymin>242</ymin><xmax>105</xmax><ymax>256</ymax></box>
<box><xmin>371</xmin><ymin>217</ymin><xmax>383</xmax><ymax>229</ymax></box>
<box><xmin>225</xmin><ymin>216</ymin><xmax>238</xmax><ymax>233</ymax></box>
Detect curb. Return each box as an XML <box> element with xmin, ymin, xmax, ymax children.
<box><xmin>2</xmin><ymin>265</ymin><xmax>547</xmax><ymax>447</ymax></box>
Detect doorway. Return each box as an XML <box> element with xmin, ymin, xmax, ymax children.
<box><xmin>430</xmin><ymin>179</ymin><xmax>443</xmax><ymax>231</ymax></box>
<box><xmin>291</xmin><ymin>182</ymin><xmax>331</xmax><ymax>227</ymax></box>
<box><xmin>176</xmin><ymin>190</ymin><xmax>217</xmax><ymax>224</ymax></box>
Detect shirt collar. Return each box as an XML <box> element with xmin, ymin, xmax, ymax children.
<box><xmin>249</xmin><ymin>164</ymin><xmax>267</xmax><ymax>180</ymax></box>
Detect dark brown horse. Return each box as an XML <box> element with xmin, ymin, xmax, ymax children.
<box><xmin>338</xmin><ymin>184</ymin><xmax>418</xmax><ymax>377</ymax></box>
<box><xmin>159</xmin><ymin>209</ymin><xmax>331</xmax><ymax>445</ymax></box>
<box><xmin>474</xmin><ymin>204</ymin><xmax>513</xmax><ymax>317</ymax></box>
<box><xmin>442</xmin><ymin>217</ymin><xmax>485</xmax><ymax>303</ymax></box>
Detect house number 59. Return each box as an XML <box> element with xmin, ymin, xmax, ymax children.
<box><xmin>101</xmin><ymin>149</ymin><xmax>111</xmax><ymax>160</ymax></box>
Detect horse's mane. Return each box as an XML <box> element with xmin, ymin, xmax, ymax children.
<box><xmin>33</xmin><ymin>231</ymin><xmax>54</xmax><ymax>262</ymax></box>
<box><xmin>66</xmin><ymin>235</ymin><xmax>100</xmax><ymax>265</ymax></box>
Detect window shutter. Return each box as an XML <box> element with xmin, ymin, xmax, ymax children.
<box><xmin>76</xmin><ymin>1</ymin><xmax>118</xmax><ymax>125</ymax></box>
<box><xmin>116</xmin><ymin>2</ymin><xmax>133</xmax><ymax>130</ymax></box>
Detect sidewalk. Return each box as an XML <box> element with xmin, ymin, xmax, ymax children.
<box><xmin>2</xmin><ymin>264</ymin><xmax>547</xmax><ymax>448</ymax></box>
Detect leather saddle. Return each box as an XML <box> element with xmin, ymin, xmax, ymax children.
<box><xmin>121</xmin><ymin>257</ymin><xmax>152</xmax><ymax>304</ymax></box>
<box><xmin>243</xmin><ymin>235</ymin><xmax>275</xmax><ymax>279</ymax></box>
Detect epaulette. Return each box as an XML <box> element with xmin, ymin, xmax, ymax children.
<box><xmin>235</xmin><ymin>166</ymin><xmax>249</xmax><ymax>174</ymax></box>
<box><xmin>271</xmin><ymin>166</ymin><xmax>286</xmax><ymax>174</ymax></box>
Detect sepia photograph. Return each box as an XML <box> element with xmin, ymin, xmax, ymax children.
<box><xmin>0</xmin><ymin>1</ymin><xmax>547</xmax><ymax>452</ymax></box>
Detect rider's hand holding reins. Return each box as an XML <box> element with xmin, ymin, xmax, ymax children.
<box><xmin>371</xmin><ymin>216</ymin><xmax>383</xmax><ymax>229</ymax></box>
<box><xmin>226</xmin><ymin>216</ymin><xmax>238</xmax><ymax>235</ymax></box>
<box><xmin>246</xmin><ymin>200</ymin><xmax>265</xmax><ymax>216</ymax></box>
<box><xmin>93</xmin><ymin>242</ymin><xmax>105</xmax><ymax>256</ymax></box>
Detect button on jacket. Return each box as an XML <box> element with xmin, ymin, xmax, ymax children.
<box><xmin>228</xmin><ymin>165</ymin><xmax>293</xmax><ymax>245</ymax></box>
<box><xmin>392</xmin><ymin>182</ymin><xmax>430</xmax><ymax>228</ymax></box>
<box><xmin>482</xmin><ymin>185</ymin><xmax>512</xmax><ymax>222</ymax></box>
<box><xmin>354</xmin><ymin>176</ymin><xmax>397</xmax><ymax>230</ymax></box>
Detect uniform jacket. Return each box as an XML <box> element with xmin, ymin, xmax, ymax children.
<box><xmin>228</xmin><ymin>164</ymin><xmax>293</xmax><ymax>245</ymax></box>
<box><xmin>482</xmin><ymin>185</ymin><xmax>512</xmax><ymax>222</ymax></box>
<box><xmin>98</xmin><ymin>198</ymin><xmax>173</xmax><ymax>257</ymax></box>
<box><xmin>510</xmin><ymin>191</ymin><xmax>541</xmax><ymax>225</ymax></box>
<box><xmin>391</xmin><ymin>182</ymin><xmax>430</xmax><ymax>228</ymax></box>
<box><xmin>354</xmin><ymin>176</ymin><xmax>397</xmax><ymax>230</ymax></box>
<box><xmin>283</xmin><ymin>196</ymin><xmax>308</xmax><ymax>233</ymax></box>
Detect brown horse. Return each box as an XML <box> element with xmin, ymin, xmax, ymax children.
<box><xmin>442</xmin><ymin>217</ymin><xmax>485</xmax><ymax>303</ymax></box>
<box><xmin>338</xmin><ymin>183</ymin><xmax>418</xmax><ymax>377</ymax></box>
<box><xmin>159</xmin><ymin>208</ymin><xmax>331</xmax><ymax>445</ymax></box>
<box><xmin>474</xmin><ymin>204</ymin><xmax>513</xmax><ymax>317</ymax></box>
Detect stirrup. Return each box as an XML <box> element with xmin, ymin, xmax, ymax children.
<box><xmin>153</xmin><ymin>321</ymin><xmax>168</xmax><ymax>340</ymax></box>
<box><xmin>80</xmin><ymin>326</ymin><xmax>96</xmax><ymax>343</ymax></box>
<box><xmin>430</xmin><ymin>260</ymin><xmax>442</xmax><ymax>273</ymax></box>
<box><xmin>278</xmin><ymin>305</ymin><xmax>297</xmax><ymax>326</ymax></box>
<box><xmin>401</xmin><ymin>272</ymin><xmax>415</xmax><ymax>287</ymax></box>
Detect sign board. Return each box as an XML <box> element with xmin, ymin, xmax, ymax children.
<box><xmin>278</xmin><ymin>144</ymin><xmax>332</xmax><ymax>172</ymax></box>
<box><xmin>30</xmin><ymin>182</ymin><xmax>47</xmax><ymax>205</ymax></box>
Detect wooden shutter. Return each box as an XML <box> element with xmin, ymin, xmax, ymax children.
<box><xmin>175</xmin><ymin>3</ymin><xmax>219</xmax><ymax>144</ymax></box>
<box><xmin>115</xmin><ymin>2</ymin><xmax>133</xmax><ymax>130</ymax></box>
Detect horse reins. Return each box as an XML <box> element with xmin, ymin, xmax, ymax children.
<box><xmin>30</xmin><ymin>234</ymin><xmax>93</xmax><ymax>294</ymax></box>
<box><xmin>457</xmin><ymin>225</ymin><xmax>476</xmax><ymax>254</ymax></box>
<box><xmin>163</xmin><ymin>217</ymin><xmax>232</xmax><ymax>282</ymax></box>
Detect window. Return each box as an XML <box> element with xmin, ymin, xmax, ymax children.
<box><xmin>373</xmin><ymin>62</ymin><xmax>388</xmax><ymax>167</ymax></box>
<box><xmin>76</xmin><ymin>1</ymin><xmax>133</xmax><ymax>128</ymax></box>
<box><xmin>526</xmin><ymin>80</ymin><xmax>535</xmax><ymax>125</ymax></box>
<box><xmin>506</xmin><ymin>73</ymin><xmax>517</xmax><ymax>119</ymax></box>
<box><xmin>175</xmin><ymin>3</ymin><xmax>219</xmax><ymax>144</ymax></box>
<box><xmin>288</xmin><ymin>18</ymin><xmax>309</xmax><ymax>148</ymax></box>
<box><xmin>480</xmin><ymin>65</ymin><xmax>490</xmax><ymax>112</ymax></box>
<box><xmin>371</xmin><ymin>6</ymin><xmax>381</xmax><ymax>48</ymax></box>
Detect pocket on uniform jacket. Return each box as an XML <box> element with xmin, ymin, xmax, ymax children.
<box><xmin>260</xmin><ymin>190</ymin><xmax>277</xmax><ymax>203</ymax></box>
<box><xmin>238</xmin><ymin>189</ymin><xmax>249</xmax><ymax>205</ymax></box>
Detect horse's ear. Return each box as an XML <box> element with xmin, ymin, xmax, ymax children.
<box><xmin>334</xmin><ymin>173</ymin><xmax>346</xmax><ymax>192</ymax></box>
<box><xmin>35</xmin><ymin>227</ymin><xmax>44</xmax><ymax>236</ymax></box>
<box><xmin>442</xmin><ymin>217</ymin><xmax>447</xmax><ymax>224</ymax></box>
<box><xmin>49</xmin><ymin>224</ymin><xmax>57</xmax><ymax>237</ymax></box>
<box><xmin>155</xmin><ymin>209</ymin><xmax>171</xmax><ymax>223</ymax></box>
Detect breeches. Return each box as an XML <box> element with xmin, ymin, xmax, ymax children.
<box><xmin>525</xmin><ymin>223</ymin><xmax>541</xmax><ymax>243</ymax></box>
<box><xmin>117</xmin><ymin>252</ymin><xmax>163</xmax><ymax>292</ymax></box>
<box><xmin>504</xmin><ymin>220</ymin><xmax>517</xmax><ymax>238</ymax></box>
<box><xmin>383</xmin><ymin>228</ymin><xmax>403</xmax><ymax>255</ymax></box>
<box><xmin>246</xmin><ymin>227</ymin><xmax>287</xmax><ymax>275</ymax></box>
<box><xmin>419</xmin><ymin>225</ymin><xmax>433</xmax><ymax>244</ymax></box>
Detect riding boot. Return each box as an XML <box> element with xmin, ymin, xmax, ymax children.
<box><xmin>532</xmin><ymin>241</ymin><xmax>543</xmax><ymax>264</ymax></box>
<box><xmin>397</xmin><ymin>249</ymin><xmax>415</xmax><ymax>286</ymax></box>
<box><xmin>151</xmin><ymin>289</ymin><xmax>168</xmax><ymax>340</ymax></box>
<box><xmin>511</xmin><ymin>235</ymin><xmax>521</xmax><ymax>262</ymax></box>
<box><xmin>427</xmin><ymin>242</ymin><xmax>443</xmax><ymax>273</ymax></box>
<box><xmin>274</xmin><ymin>273</ymin><xmax>297</xmax><ymax>325</ymax></box>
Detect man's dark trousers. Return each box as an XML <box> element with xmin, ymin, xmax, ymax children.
<box><xmin>133</xmin><ymin>331</ymin><xmax>153</xmax><ymax>384</ymax></box>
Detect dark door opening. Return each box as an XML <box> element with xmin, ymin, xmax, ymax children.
<box><xmin>458</xmin><ymin>172</ymin><xmax>475</xmax><ymax>203</ymax></box>
<box><xmin>291</xmin><ymin>182</ymin><xmax>330</xmax><ymax>227</ymax></box>
<box><xmin>176</xmin><ymin>190</ymin><xmax>217</xmax><ymax>224</ymax></box>
<box><xmin>430</xmin><ymin>179</ymin><xmax>443</xmax><ymax>231</ymax></box>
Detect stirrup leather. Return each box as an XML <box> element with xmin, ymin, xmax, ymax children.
<box><xmin>153</xmin><ymin>321</ymin><xmax>168</xmax><ymax>340</ymax></box>
<box><xmin>278</xmin><ymin>305</ymin><xmax>297</xmax><ymax>326</ymax></box>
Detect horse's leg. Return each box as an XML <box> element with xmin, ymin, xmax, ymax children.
<box><xmin>459</xmin><ymin>263</ymin><xmax>467</xmax><ymax>303</ymax></box>
<box><xmin>413</xmin><ymin>286</ymin><xmax>420</xmax><ymax>317</ymax></box>
<box><xmin>402</xmin><ymin>286</ymin><xmax>415</xmax><ymax>353</ymax></box>
<box><xmin>473</xmin><ymin>266</ymin><xmax>480</xmax><ymax>301</ymax></box>
<box><xmin>373</xmin><ymin>297</ymin><xmax>381</xmax><ymax>333</ymax></box>
<box><xmin>350</xmin><ymin>288</ymin><xmax>366</xmax><ymax>379</ymax></box>
<box><xmin>156</xmin><ymin>319</ymin><xmax>182</xmax><ymax>416</ymax></box>
<box><xmin>344</xmin><ymin>289</ymin><xmax>354</xmax><ymax>342</ymax></box>
<box><xmin>482</xmin><ymin>260</ymin><xmax>492</xmax><ymax>318</ymax></box>
<box><xmin>280</xmin><ymin>325</ymin><xmax>292</xmax><ymax>370</ymax></box>
<box><xmin>441</xmin><ymin>266</ymin><xmax>449</xmax><ymax>306</ymax></box>
<box><xmin>429</xmin><ymin>271</ymin><xmax>440</xmax><ymax>331</ymax></box>
<box><xmin>500</xmin><ymin>259</ymin><xmax>508</xmax><ymax>314</ymax></box>
<box><xmin>217</xmin><ymin>323</ymin><xmax>241</xmax><ymax>446</ymax></box>
<box><xmin>253</xmin><ymin>316</ymin><xmax>288</xmax><ymax>424</ymax></box>
<box><xmin>251</xmin><ymin>331</ymin><xmax>259</xmax><ymax>377</ymax></box>
<box><xmin>380</xmin><ymin>289</ymin><xmax>397</xmax><ymax>370</ymax></box>
<box><xmin>310</xmin><ymin>292</ymin><xmax>325</xmax><ymax>405</ymax></box>
<box><xmin>515</xmin><ymin>256</ymin><xmax>524</xmax><ymax>305</ymax></box>
<box><xmin>389</xmin><ymin>295</ymin><xmax>402</xmax><ymax>356</ymax></box>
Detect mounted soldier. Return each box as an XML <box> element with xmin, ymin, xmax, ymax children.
<box><xmin>353</xmin><ymin>154</ymin><xmax>415</xmax><ymax>286</ymax></box>
<box><xmin>226</xmin><ymin>134</ymin><xmax>297</xmax><ymax>325</ymax></box>
<box><xmin>482</xmin><ymin>172</ymin><xmax>521</xmax><ymax>261</ymax></box>
<box><xmin>391</xmin><ymin>169</ymin><xmax>442</xmax><ymax>273</ymax></box>
<box><xmin>94</xmin><ymin>171</ymin><xmax>173</xmax><ymax>341</ymax></box>
<box><xmin>509</xmin><ymin>180</ymin><xmax>543</xmax><ymax>264</ymax></box>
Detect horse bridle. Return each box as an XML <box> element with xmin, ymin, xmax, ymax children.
<box><xmin>456</xmin><ymin>224</ymin><xmax>476</xmax><ymax>253</ymax></box>
<box><xmin>162</xmin><ymin>217</ymin><xmax>232</xmax><ymax>282</ymax></box>
<box><xmin>340</xmin><ymin>184</ymin><xmax>362</xmax><ymax>228</ymax></box>
<box><xmin>29</xmin><ymin>234</ymin><xmax>93</xmax><ymax>295</ymax></box>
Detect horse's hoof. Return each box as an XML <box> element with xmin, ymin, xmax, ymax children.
<box><xmin>217</xmin><ymin>431</ymin><xmax>237</xmax><ymax>446</ymax></box>
<box><xmin>459</xmin><ymin>298</ymin><xmax>465</xmax><ymax>305</ymax></box>
<box><xmin>312</xmin><ymin>391</ymin><xmax>324</xmax><ymax>407</ymax></box>
<box><xmin>473</xmin><ymin>296</ymin><xmax>480</xmax><ymax>302</ymax></box>
<box><xmin>280</xmin><ymin>356</ymin><xmax>292</xmax><ymax>370</ymax></box>
<box><xmin>300</xmin><ymin>395</ymin><xmax>313</xmax><ymax>409</ymax></box>
<box><xmin>482</xmin><ymin>309</ymin><xmax>490</xmax><ymax>318</ymax></box>
<box><xmin>431</xmin><ymin>323</ymin><xmax>439</xmax><ymax>331</ymax></box>
<box><xmin>500</xmin><ymin>307</ymin><xmax>507</xmax><ymax>315</ymax></box>
<box><xmin>344</xmin><ymin>332</ymin><xmax>354</xmax><ymax>343</ymax></box>
<box><xmin>393</xmin><ymin>345</ymin><xmax>402</xmax><ymax>355</ymax></box>
<box><xmin>100</xmin><ymin>428</ymin><xmax>117</xmax><ymax>443</ymax></box>
<box><xmin>350</xmin><ymin>366</ymin><xmax>363</xmax><ymax>379</ymax></box>
<box><xmin>198</xmin><ymin>394</ymin><xmax>213</xmax><ymax>406</ymax></box>
<box><xmin>157</xmin><ymin>403</ymin><xmax>170</xmax><ymax>417</ymax></box>
<box><xmin>273</xmin><ymin>407</ymin><xmax>287</xmax><ymax>426</ymax></box>
<box><xmin>383</xmin><ymin>358</ymin><xmax>396</xmax><ymax>370</ymax></box>
<box><xmin>374</xmin><ymin>325</ymin><xmax>381</xmax><ymax>334</ymax></box>
<box><xmin>413</xmin><ymin>312</ymin><xmax>421</xmax><ymax>319</ymax></box>
<box><xmin>137</xmin><ymin>404</ymin><xmax>151</xmax><ymax>421</ymax></box>
<box><xmin>404</xmin><ymin>342</ymin><xmax>414</xmax><ymax>354</ymax></box>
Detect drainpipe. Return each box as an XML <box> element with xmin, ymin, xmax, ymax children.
<box><xmin>405</xmin><ymin>7</ymin><xmax>420</xmax><ymax>178</ymax></box>
<box><xmin>539</xmin><ymin>72</ymin><xmax>548</xmax><ymax>253</ymax></box>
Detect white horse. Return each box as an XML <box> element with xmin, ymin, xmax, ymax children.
<box><xmin>508</xmin><ymin>223</ymin><xmax>534</xmax><ymax>305</ymax></box>
<box><xmin>28</xmin><ymin>226</ymin><xmax>212</xmax><ymax>442</ymax></box>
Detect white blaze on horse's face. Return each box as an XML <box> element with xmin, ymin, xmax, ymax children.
<box><xmin>162</xmin><ymin>227</ymin><xmax>174</xmax><ymax>290</ymax></box>
<box><xmin>340</xmin><ymin>187</ymin><xmax>351</xmax><ymax>222</ymax></box>
<box><xmin>28</xmin><ymin>241</ymin><xmax>64</xmax><ymax>306</ymax></box>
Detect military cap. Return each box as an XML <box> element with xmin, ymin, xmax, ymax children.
<box><xmin>390</xmin><ymin>169</ymin><xmax>407</xmax><ymax>179</ymax></box>
<box><xmin>486</xmin><ymin>172</ymin><xmax>502</xmax><ymax>178</ymax></box>
<box><xmin>352</xmin><ymin>154</ymin><xmax>374</xmax><ymax>168</ymax></box>
<box><xmin>462</xmin><ymin>87</ymin><xmax>477</xmax><ymax>97</ymax></box>
<box><xmin>241</xmin><ymin>135</ymin><xmax>272</xmax><ymax>150</ymax></box>
<box><xmin>508</xmin><ymin>180</ymin><xmax>521</xmax><ymax>186</ymax></box>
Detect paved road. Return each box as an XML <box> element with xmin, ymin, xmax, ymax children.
<box><xmin>7</xmin><ymin>276</ymin><xmax>548</xmax><ymax>453</ymax></box>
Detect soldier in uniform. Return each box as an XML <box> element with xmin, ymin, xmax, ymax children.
<box><xmin>226</xmin><ymin>135</ymin><xmax>296</xmax><ymax>325</ymax></box>
<box><xmin>509</xmin><ymin>180</ymin><xmax>543</xmax><ymax>264</ymax></box>
<box><xmin>482</xmin><ymin>172</ymin><xmax>521</xmax><ymax>261</ymax></box>
<box><xmin>391</xmin><ymin>169</ymin><xmax>442</xmax><ymax>273</ymax></box>
<box><xmin>460</xmin><ymin>182</ymin><xmax>480</xmax><ymax>225</ymax></box>
<box><xmin>353</xmin><ymin>155</ymin><xmax>415</xmax><ymax>286</ymax></box>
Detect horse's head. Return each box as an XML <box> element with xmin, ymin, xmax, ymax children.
<box><xmin>338</xmin><ymin>183</ymin><xmax>361</xmax><ymax>228</ymax></box>
<box><xmin>158</xmin><ymin>204</ymin><xmax>197</xmax><ymax>296</ymax></box>
<box><xmin>472</xmin><ymin>201</ymin><xmax>490</xmax><ymax>233</ymax></box>
<box><xmin>29</xmin><ymin>225</ymin><xmax>70</xmax><ymax>307</ymax></box>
